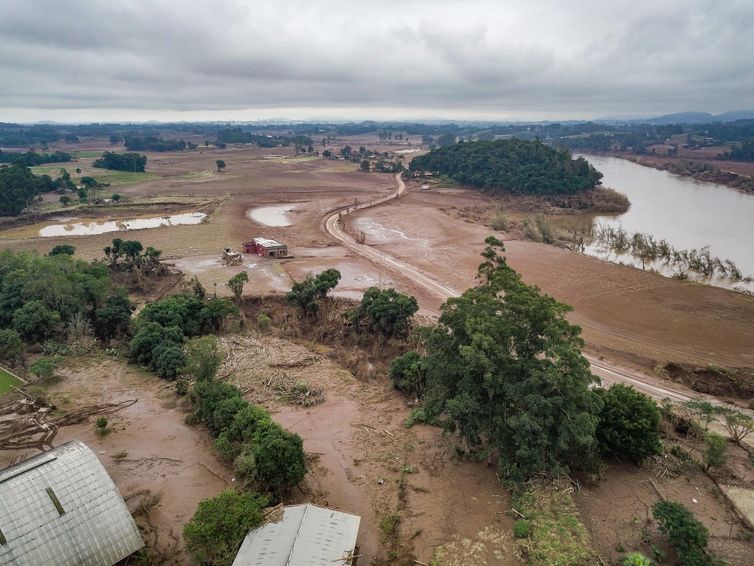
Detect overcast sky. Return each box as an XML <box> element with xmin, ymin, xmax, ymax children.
<box><xmin>2</xmin><ymin>0</ymin><xmax>753</xmax><ymax>123</ymax></box>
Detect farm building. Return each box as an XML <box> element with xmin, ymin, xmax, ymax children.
<box><xmin>232</xmin><ymin>504</ymin><xmax>360</xmax><ymax>566</ymax></box>
<box><xmin>242</xmin><ymin>237</ymin><xmax>289</xmax><ymax>258</ymax></box>
<box><xmin>0</xmin><ymin>440</ymin><xmax>143</xmax><ymax>566</ymax></box>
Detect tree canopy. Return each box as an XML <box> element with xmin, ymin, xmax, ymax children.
<box><xmin>93</xmin><ymin>151</ymin><xmax>147</xmax><ymax>172</ymax></box>
<box><xmin>349</xmin><ymin>287</ymin><xmax>418</xmax><ymax>337</ymax></box>
<box><xmin>409</xmin><ymin>139</ymin><xmax>603</xmax><ymax>195</ymax></box>
<box><xmin>287</xmin><ymin>268</ymin><xmax>341</xmax><ymax>316</ymax></box>
<box><xmin>409</xmin><ymin>237</ymin><xmax>601</xmax><ymax>480</ymax></box>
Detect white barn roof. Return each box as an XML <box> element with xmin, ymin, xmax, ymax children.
<box><xmin>232</xmin><ymin>504</ymin><xmax>360</xmax><ymax>566</ymax></box>
<box><xmin>0</xmin><ymin>440</ymin><xmax>143</xmax><ymax>566</ymax></box>
<box><xmin>252</xmin><ymin>237</ymin><xmax>287</xmax><ymax>248</ymax></box>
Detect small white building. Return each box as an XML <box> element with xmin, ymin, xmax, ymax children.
<box><xmin>232</xmin><ymin>504</ymin><xmax>360</xmax><ymax>566</ymax></box>
<box><xmin>0</xmin><ymin>441</ymin><xmax>143</xmax><ymax>566</ymax></box>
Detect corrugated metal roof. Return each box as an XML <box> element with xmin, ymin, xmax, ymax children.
<box><xmin>0</xmin><ymin>440</ymin><xmax>144</xmax><ymax>566</ymax></box>
<box><xmin>232</xmin><ymin>504</ymin><xmax>360</xmax><ymax>566</ymax></box>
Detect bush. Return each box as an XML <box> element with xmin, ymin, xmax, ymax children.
<box><xmin>211</xmin><ymin>397</ymin><xmax>248</xmax><ymax>436</ymax></box>
<box><xmin>652</xmin><ymin>500</ymin><xmax>715</xmax><ymax>565</ymax></box>
<box><xmin>236</xmin><ymin>423</ymin><xmax>306</xmax><ymax>496</ymax></box>
<box><xmin>226</xmin><ymin>404</ymin><xmax>272</xmax><ymax>443</ymax></box>
<box><xmin>152</xmin><ymin>342</ymin><xmax>186</xmax><ymax>380</ymax></box>
<box><xmin>49</xmin><ymin>244</ymin><xmax>76</xmax><ymax>256</ymax></box>
<box><xmin>513</xmin><ymin>519</ymin><xmax>531</xmax><ymax>539</ymax></box>
<box><xmin>184</xmin><ymin>335</ymin><xmax>223</xmax><ymax>381</ymax></box>
<box><xmin>350</xmin><ymin>287</ymin><xmax>418</xmax><ymax>337</ymax></box>
<box><xmin>702</xmin><ymin>432</ymin><xmax>727</xmax><ymax>471</ymax></box>
<box><xmin>0</xmin><ymin>328</ymin><xmax>22</xmax><ymax>362</ymax></box>
<box><xmin>13</xmin><ymin>300</ymin><xmax>61</xmax><ymax>343</ymax></box>
<box><xmin>192</xmin><ymin>379</ymin><xmax>242</xmax><ymax>427</ymax></box>
<box><xmin>390</xmin><ymin>352</ymin><xmax>426</xmax><ymax>397</ymax></box>
<box><xmin>286</xmin><ymin>268</ymin><xmax>341</xmax><ymax>316</ymax></box>
<box><xmin>596</xmin><ymin>384</ymin><xmax>662</xmax><ymax>463</ymax></box>
<box><xmin>30</xmin><ymin>357</ymin><xmax>58</xmax><ymax>383</ymax></box>
<box><xmin>256</xmin><ymin>312</ymin><xmax>271</xmax><ymax>332</ymax></box>
<box><xmin>183</xmin><ymin>490</ymin><xmax>268</xmax><ymax>566</ymax></box>
<box><xmin>622</xmin><ymin>553</ymin><xmax>652</xmax><ymax>566</ymax></box>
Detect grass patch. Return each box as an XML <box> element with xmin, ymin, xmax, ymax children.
<box><xmin>0</xmin><ymin>367</ymin><xmax>23</xmax><ymax>395</ymax></box>
<box><xmin>72</xmin><ymin>150</ymin><xmax>103</xmax><ymax>158</ymax></box>
<box><xmin>513</xmin><ymin>480</ymin><xmax>595</xmax><ymax>565</ymax></box>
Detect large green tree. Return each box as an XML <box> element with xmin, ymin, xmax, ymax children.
<box><xmin>418</xmin><ymin>237</ymin><xmax>601</xmax><ymax>480</ymax></box>
<box><xmin>286</xmin><ymin>268</ymin><xmax>341</xmax><ymax>316</ymax></box>
<box><xmin>350</xmin><ymin>287</ymin><xmax>418</xmax><ymax>337</ymax></box>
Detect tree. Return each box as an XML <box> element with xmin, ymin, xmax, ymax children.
<box><xmin>49</xmin><ymin>244</ymin><xmax>76</xmax><ymax>257</ymax></box>
<box><xmin>92</xmin><ymin>151</ymin><xmax>147</xmax><ymax>172</ymax></box>
<box><xmin>152</xmin><ymin>342</ymin><xmax>186</xmax><ymax>380</ymax></box>
<box><xmin>227</xmin><ymin>271</ymin><xmax>249</xmax><ymax>302</ymax></box>
<box><xmin>235</xmin><ymin>423</ymin><xmax>306</xmax><ymax>496</ymax></box>
<box><xmin>0</xmin><ymin>328</ymin><xmax>22</xmax><ymax>363</ymax></box>
<box><xmin>390</xmin><ymin>351</ymin><xmax>426</xmax><ymax>398</ymax></box>
<box><xmin>596</xmin><ymin>384</ymin><xmax>662</xmax><ymax>463</ymax></box>
<box><xmin>95</xmin><ymin>289</ymin><xmax>134</xmax><ymax>341</ymax></box>
<box><xmin>111</xmin><ymin>193</ymin><xmax>121</xmax><ymax>202</ymax></box>
<box><xmin>718</xmin><ymin>408</ymin><xmax>753</xmax><ymax>446</ymax></box>
<box><xmin>184</xmin><ymin>336</ymin><xmax>223</xmax><ymax>381</ymax></box>
<box><xmin>30</xmin><ymin>356</ymin><xmax>58</xmax><ymax>383</ymax></box>
<box><xmin>59</xmin><ymin>195</ymin><xmax>71</xmax><ymax>206</ymax></box>
<box><xmin>652</xmin><ymin>500</ymin><xmax>715</xmax><ymax>565</ymax></box>
<box><xmin>360</xmin><ymin>159</ymin><xmax>370</xmax><ymax>172</ymax></box>
<box><xmin>350</xmin><ymin>287</ymin><xmax>418</xmax><ymax>337</ymax></box>
<box><xmin>702</xmin><ymin>432</ymin><xmax>727</xmax><ymax>472</ymax></box>
<box><xmin>216</xmin><ymin>159</ymin><xmax>226</xmax><ymax>172</ymax></box>
<box><xmin>417</xmin><ymin>237</ymin><xmax>600</xmax><ymax>481</ymax></box>
<box><xmin>183</xmin><ymin>490</ymin><xmax>268</xmax><ymax>566</ymax></box>
<box><xmin>286</xmin><ymin>268</ymin><xmax>341</xmax><ymax>316</ymax></box>
<box><xmin>12</xmin><ymin>300</ymin><xmax>60</xmax><ymax>342</ymax></box>
<box><xmin>683</xmin><ymin>398</ymin><xmax>718</xmax><ymax>431</ymax></box>
<box><xmin>0</xmin><ymin>163</ymin><xmax>49</xmax><ymax>215</ymax></box>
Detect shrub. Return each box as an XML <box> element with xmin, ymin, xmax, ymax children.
<box><xmin>622</xmin><ymin>553</ymin><xmax>652</xmax><ymax>566</ymax></box>
<box><xmin>49</xmin><ymin>244</ymin><xmax>76</xmax><ymax>256</ymax></box>
<box><xmin>491</xmin><ymin>210</ymin><xmax>508</xmax><ymax>231</ymax></box>
<box><xmin>30</xmin><ymin>357</ymin><xmax>58</xmax><ymax>383</ymax></box>
<box><xmin>350</xmin><ymin>287</ymin><xmax>418</xmax><ymax>337</ymax></box>
<box><xmin>702</xmin><ymin>432</ymin><xmax>727</xmax><ymax>471</ymax></box>
<box><xmin>210</xmin><ymin>397</ymin><xmax>248</xmax><ymax>436</ymax></box>
<box><xmin>183</xmin><ymin>490</ymin><xmax>268</xmax><ymax>566</ymax></box>
<box><xmin>286</xmin><ymin>268</ymin><xmax>341</xmax><ymax>316</ymax></box>
<box><xmin>390</xmin><ymin>352</ymin><xmax>426</xmax><ymax>397</ymax></box>
<box><xmin>596</xmin><ymin>384</ymin><xmax>662</xmax><ymax>463</ymax></box>
<box><xmin>13</xmin><ymin>300</ymin><xmax>61</xmax><ymax>343</ymax></box>
<box><xmin>652</xmin><ymin>500</ymin><xmax>714</xmax><ymax>565</ymax></box>
<box><xmin>0</xmin><ymin>328</ymin><xmax>22</xmax><ymax>362</ymax></box>
<box><xmin>192</xmin><ymin>379</ymin><xmax>242</xmax><ymax>426</ymax></box>
<box><xmin>226</xmin><ymin>404</ymin><xmax>272</xmax><ymax>443</ymax></box>
<box><xmin>256</xmin><ymin>312</ymin><xmax>271</xmax><ymax>332</ymax></box>
<box><xmin>235</xmin><ymin>423</ymin><xmax>306</xmax><ymax>496</ymax></box>
<box><xmin>152</xmin><ymin>342</ymin><xmax>186</xmax><ymax>380</ymax></box>
<box><xmin>513</xmin><ymin>519</ymin><xmax>531</xmax><ymax>539</ymax></box>
<box><xmin>184</xmin><ymin>336</ymin><xmax>223</xmax><ymax>381</ymax></box>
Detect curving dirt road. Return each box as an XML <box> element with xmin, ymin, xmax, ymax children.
<box><xmin>322</xmin><ymin>173</ymin><xmax>746</xmax><ymax>412</ymax></box>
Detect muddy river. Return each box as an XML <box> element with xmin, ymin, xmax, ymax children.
<box><xmin>39</xmin><ymin>212</ymin><xmax>206</xmax><ymax>237</ymax></box>
<box><xmin>582</xmin><ymin>155</ymin><xmax>754</xmax><ymax>290</ymax></box>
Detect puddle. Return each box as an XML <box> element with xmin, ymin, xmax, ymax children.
<box><xmin>39</xmin><ymin>213</ymin><xmax>206</xmax><ymax>237</ymax></box>
<box><xmin>248</xmin><ymin>205</ymin><xmax>297</xmax><ymax>227</ymax></box>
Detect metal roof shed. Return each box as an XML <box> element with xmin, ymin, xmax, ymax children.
<box><xmin>0</xmin><ymin>440</ymin><xmax>143</xmax><ymax>566</ymax></box>
<box><xmin>232</xmin><ymin>503</ymin><xmax>360</xmax><ymax>566</ymax></box>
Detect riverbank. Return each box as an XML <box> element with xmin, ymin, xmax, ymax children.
<box><xmin>602</xmin><ymin>152</ymin><xmax>754</xmax><ymax>194</ymax></box>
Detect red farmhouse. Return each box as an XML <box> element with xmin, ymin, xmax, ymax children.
<box><xmin>242</xmin><ymin>237</ymin><xmax>289</xmax><ymax>258</ymax></box>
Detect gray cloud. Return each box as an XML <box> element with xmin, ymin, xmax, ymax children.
<box><xmin>1</xmin><ymin>0</ymin><xmax>753</xmax><ymax>121</ymax></box>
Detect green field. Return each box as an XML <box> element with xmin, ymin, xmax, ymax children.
<box><xmin>94</xmin><ymin>170</ymin><xmax>158</xmax><ymax>186</ymax></box>
<box><xmin>0</xmin><ymin>367</ymin><xmax>23</xmax><ymax>395</ymax></box>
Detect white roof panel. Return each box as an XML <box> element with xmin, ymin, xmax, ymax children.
<box><xmin>232</xmin><ymin>504</ymin><xmax>360</xmax><ymax>566</ymax></box>
<box><xmin>0</xmin><ymin>441</ymin><xmax>143</xmax><ymax>566</ymax></box>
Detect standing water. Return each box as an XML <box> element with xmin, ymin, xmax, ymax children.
<box><xmin>580</xmin><ymin>155</ymin><xmax>754</xmax><ymax>290</ymax></box>
<box><xmin>247</xmin><ymin>205</ymin><xmax>297</xmax><ymax>227</ymax></box>
<box><xmin>39</xmin><ymin>212</ymin><xmax>206</xmax><ymax>237</ymax></box>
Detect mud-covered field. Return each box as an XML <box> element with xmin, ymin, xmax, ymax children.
<box><xmin>2</xmin><ymin>134</ymin><xmax>754</xmax><ymax>564</ymax></box>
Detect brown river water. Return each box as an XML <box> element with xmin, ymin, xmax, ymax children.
<box><xmin>581</xmin><ymin>155</ymin><xmax>754</xmax><ymax>291</ymax></box>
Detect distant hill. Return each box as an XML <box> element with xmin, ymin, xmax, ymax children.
<box><xmin>635</xmin><ymin>111</ymin><xmax>754</xmax><ymax>125</ymax></box>
<box><xmin>409</xmin><ymin>139</ymin><xmax>602</xmax><ymax>195</ymax></box>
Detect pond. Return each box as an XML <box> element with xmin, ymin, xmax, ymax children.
<box><xmin>39</xmin><ymin>212</ymin><xmax>206</xmax><ymax>237</ymax></box>
<box><xmin>580</xmin><ymin>155</ymin><xmax>754</xmax><ymax>291</ymax></box>
<box><xmin>248</xmin><ymin>205</ymin><xmax>297</xmax><ymax>227</ymax></box>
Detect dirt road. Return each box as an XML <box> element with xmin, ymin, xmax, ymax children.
<box><xmin>322</xmin><ymin>175</ymin><xmax>748</xmax><ymax>412</ymax></box>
